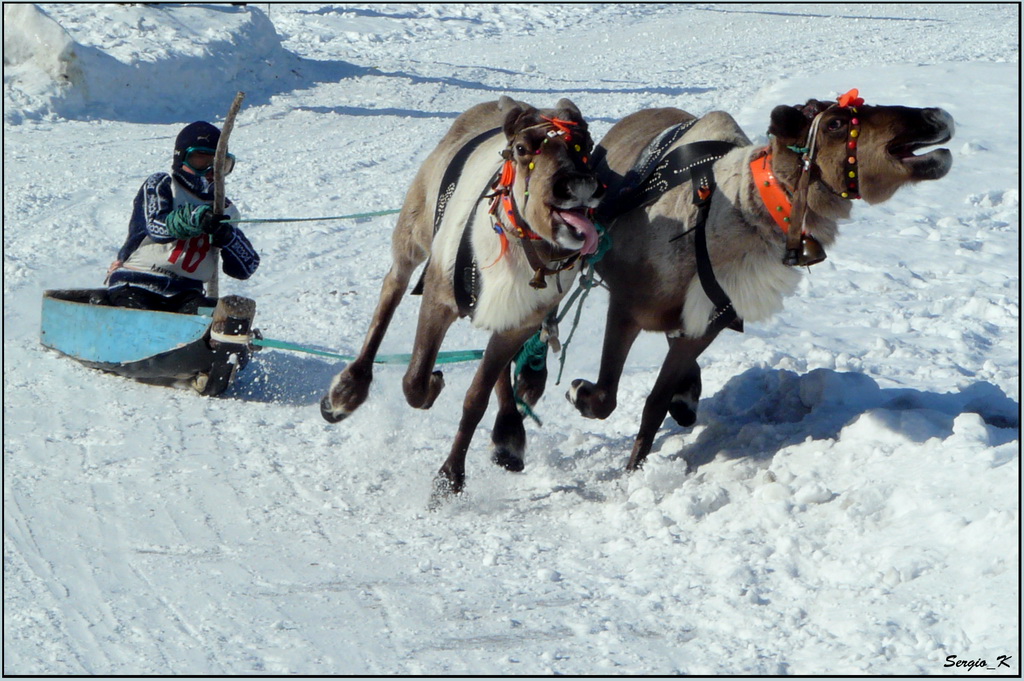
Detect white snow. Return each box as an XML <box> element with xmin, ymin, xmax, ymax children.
<box><xmin>3</xmin><ymin>3</ymin><xmax>1019</xmax><ymax>676</ymax></box>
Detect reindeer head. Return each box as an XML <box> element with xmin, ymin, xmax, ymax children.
<box><xmin>498</xmin><ymin>98</ymin><xmax>604</xmax><ymax>255</ymax></box>
<box><xmin>769</xmin><ymin>94</ymin><xmax>954</xmax><ymax>205</ymax></box>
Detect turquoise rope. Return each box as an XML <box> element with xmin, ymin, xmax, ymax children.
<box><xmin>513</xmin><ymin>332</ymin><xmax>549</xmax><ymax>376</ymax></box>
<box><xmin>511</xmin><ymin>221</ymin><xmax>612</xmax><ymax>423</ymax></box>
<box><xmin>587</xmin><ymin>220</ymin><xmax>614</xmax><ymax>263</ymax></box>
<box><xmin>512</xmin><ymin>331</ymin><xmax>550</xmax><ymax>426</ymax></box>
<box><xmin>227</xmin><ymin>208</ymin><xmax>402</xmax><ymax>225</ymax></box>
<box><xmin>554</xmin><ymin>262</ymin><xmax>599</xmax><ymax>386</ymax></box>
<box><xmin>553</xmin><ymin>221</ymin><xmax>610</xmax><ymax>385</ymax></box>
<box><xmin>252</xmin><ymin>336</ymin><xmax>483</xmax><ymax>365</ymax></box>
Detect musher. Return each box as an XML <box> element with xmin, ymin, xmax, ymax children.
<box><xmin>105</xmin><ymin>121</ymin><xmax>259</xmax><ymax>312</ymax></box>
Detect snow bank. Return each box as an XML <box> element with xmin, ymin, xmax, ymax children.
<box><xmin>3</xmin><ymin>4</ymin><xmax>78</xmax><ymax>122</ymax></box>
<box><xmin>4</xmin><ymin>3</ymin><xmax>316</xmax><ymax>124</ymax></box>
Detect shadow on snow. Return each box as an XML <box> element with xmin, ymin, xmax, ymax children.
<box><xmin>658</xmin><ymin>367</ymin><xmax>1019</xmax><ymax>473</ymax></box>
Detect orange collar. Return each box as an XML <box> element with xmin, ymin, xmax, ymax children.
<box><xmin>750</xmin><ymin>151</ymin><xmax>793</xmax><ymax>234</ymax></box>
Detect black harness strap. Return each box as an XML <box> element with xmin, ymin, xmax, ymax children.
<box><xmin>594</xmin><ymin>119</ymin><xmax>742</xmax><ymax>334</ymax></box>
<box><xmin>691</xmin><ymin>166</ymin><xmax>742</xmax><ymax>334</ymax></box>
<box><xmin>453</xmin><ymin>212</ymin><xmax>479</xmax><ymax>315</ymax></box>
<box><xmin>432</xmin><ymin>126</ymin><xmax>501</xmax><ymax>234</ymax></box>
<box><xmin>412</xmin><ymin>126</ymin><xmax>502</xmax><ymax>296</ymax></box>
<box><xmin>594</xmin><ymin>117</ymin><xmax>700</xmax><ymax>222</ymax></box>
<box><xmin>616</xmin><ymin>140</ymin><xmax>736</xmax><ymax>217</ymax></box>
<box><xmin>451</xmin><ymin>170</ymin><xmax>502</xmax><ymax>317</ymax></box>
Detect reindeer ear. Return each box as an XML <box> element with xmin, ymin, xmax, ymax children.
<box><xmin>768</xmin><ymin>105</ymin><xmax>809</xmax><ymax>141</ymax></box>
<box><xmin>800</xmin><ymin>98</ymin><xmax>833</xmax><ymax>118</ymax></box>
<box><xmin>555</xmin><ymin>98</ymin><xmax>582</xmax><ymax>122</ymax></box>
<box><xmin>555</xmin><ymin>98</ymin><xmax>592</xmax><ymax>150</ymax></box>
<box><xmin>503</xmin><ymin>105</ymin><xmax>535</xmax><ymax>141</ymax></box>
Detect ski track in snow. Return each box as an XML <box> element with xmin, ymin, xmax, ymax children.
<box><xmin>3</xmin><ymin>3</ymin><xmax>1019</xmax><ymax>676</ymax></box>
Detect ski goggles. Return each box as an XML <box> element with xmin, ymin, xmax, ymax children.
<box><xmin>182</xmin><ymin>146</ymin><xmax>235</xmax><ymax>175</ymax></box>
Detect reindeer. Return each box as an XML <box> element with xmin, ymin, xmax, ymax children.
<box><xmin>568</xmin><ymin>90</ymin><xmax>954</xmax><ymax>471</ymax></box>
<box><xmin>321</xmin><ymin>96</ymin><xmax>602</xmax><ymax>503</ymax></box>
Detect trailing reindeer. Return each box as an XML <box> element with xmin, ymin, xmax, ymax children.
<box><xmin>568</xmin><ymin>90</ymin><xmax>954</xmax><ymax>470</ymax></box>
<box><xmin>321</xmin><ymin>96</ymin><xmax>602</xmax><ymax>503</ymax></box>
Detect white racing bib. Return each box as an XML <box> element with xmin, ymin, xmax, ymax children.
<box><xmin>121</xmin><ymin>182</ymin><xmax>240</xmax><ymax>286</ymax></box>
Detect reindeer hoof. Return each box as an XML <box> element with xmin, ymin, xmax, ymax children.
<box><xmin>626</xmin><ymin>457</ymin><xmax>646</xmax><ymax>472</ymax></box>
<box><xmin>324</xmin><ymin>363</ymin><xmax>371</xmax><ymax>420</ymax></box>
<box><xmin>567</xmin><ymin>379</ymin><xmax>612</xmax><ymax>419</ymax></box>
<box><xmin>425</xmin><ymin>370</ymin><xmax>445</xmax><ymax>408</ymax></box>
<box><xmin>320</xmin><ymin>395</ymin><xmax>350</xmax><ymax>423</ymax></box>
<box><xmin>491</xmin><ymin>447</ymin><xmax>525</xmax><ymax>472</ymax></box>
<box><xmin>427</xmin><ymin>472</ymin><xmax>463</xmax><ymax>511</ymax></box>
<box><xmin>668</xmin><ymin>371</ymin><xmax>701</xmax><ymax>427</ymax></box>
<box><xmin>668</xmin><ymin>395</ymin><xmax>698</xmax><ymax>427</ymax></box>
<box><xmin>407</xmin><ymin>370</ymin><xmax>446</xmax><ymax>409</ymax></box>
<box><xmin>515</xmin><ymin>365</ymin><xmax>548</xmax><ymax>408</ymax></box>
<box><xmin>566</xmin><ymin>379</ymin><xmax>588</xmax><ymax>415</ymax></box>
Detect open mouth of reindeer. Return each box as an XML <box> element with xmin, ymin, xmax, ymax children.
<box><xmin>551</xmin><ymin>206</ymin><xmax>600</xmax><ymax>256</ymax></box>
<box><xmin>886</xmin><ymin>118</ymin><xmax>955</xmax><ymax>179</ymax></box>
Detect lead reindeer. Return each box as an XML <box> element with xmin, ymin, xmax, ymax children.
<box><xmin>569</xmin><ymin>90</ymin><xmax>954</xmax><ymax>470</ymax></box>
<box><xmin>321</xmin><ymin>96</ymin><xmax>602</xmax><ymax>503</ymax></box>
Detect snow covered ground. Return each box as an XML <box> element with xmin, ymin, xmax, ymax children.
<box><xmin>3</xmin><ymin>3</ymin><xmax>1019</xmax><ymax>676</ymax></box>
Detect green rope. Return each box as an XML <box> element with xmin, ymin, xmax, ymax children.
<box><xmin>513</xmin><ymin>331</ymin><xmax>548</xmax><ymax>376</ymax></box>
<box><xmin>554</xmin><ymin>221</ymin><xmax>611</xmax><ymax>385</ymax></box>
<box><xmin>512</xmin><ymin>330</ymin><xmax>549</xmax><ymax>426</ymax></box>
<box><xmin>227</xmin><ymin>208</ymin><xmax>402</xmax><ymax>225</ymax></box>
<box><xmin>587</xmin><ymin>220</ymin><xmax>614</xmax><ymax>263</ymax></box>
<box><xmin>554</xmin><ymin>263</ymin><xmax>598</xmax><ymax>386</ymax></box>
<box><xmin>252</xmin><ymin>336</ymin><xmax>483</xmax><ymax>365</ymax></box>
<box><xmin>510</xmin><ymin>221</ymin><xmax>612</xmax><ymax>424</ymax></box>
<box><xmin>516</xmin><ymin>395</ymin><xmax>543</xmax><ymax>427</ymax></box>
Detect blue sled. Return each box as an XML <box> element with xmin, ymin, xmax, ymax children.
<box><xmin>40</xmin><ymin>289</ymin><xmax>257</xmax><ymax>396</ymax></box>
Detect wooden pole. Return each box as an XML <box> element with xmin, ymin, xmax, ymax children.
<box><xmin>209</xmin><ymin>91</ymin><xmax>245</xmax><ymax>299</ymax></box>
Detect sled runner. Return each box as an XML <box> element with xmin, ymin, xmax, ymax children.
<box><xmin>40</xmin><ymin>289</ymin><xmax>258</xmax><ymax>396</ymax></box>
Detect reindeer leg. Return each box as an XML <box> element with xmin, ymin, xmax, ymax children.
<box><xmin>513</xmin><ymin>354</ymin><xmax>548</xmax><ymax>409</ymax></box>
<box><xmin>667</xmin><ymin>341</ymin><xmax>702</xmax><ymax>428</ymax></box>
<box><xmin>321</xmin><ymin>251</ymin><xmax>421</xmax><ymax>423</ymax></box>
<box><xmin>568</xmin><ymin>299</ymin><xmax>641</xmax><ymax>420</ymax></box>
<box><xmin>627</xmin><ymin>331</ymin><xmax>720</xmax><ymax>471</ymax></box>
<box><xmin>491</xmin><ymin>364</ymin><xmax>526</xmax><ymax>472</ymax></box>
<box><xmin>512</xmin><ymin>312</ymin><xmax>552</xmax><ymax>408</ymax></box>
<box><xmin>431</xmin><ymin>327</ymin><xmax>537</xmax><ymax>507</ymax></box>
<box><xmin>402</xmin><ymin>294</ymin><xmax>458</xmax><ymax>409</ymax></box>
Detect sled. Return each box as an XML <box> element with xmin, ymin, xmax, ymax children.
<box><xmin>40</xmin><ymin>289</ymin><xmax>258</xmax><ymax>396</ymax></box>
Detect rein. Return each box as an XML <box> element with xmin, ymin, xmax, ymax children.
<box><xmin>776</xmin><ymin>88</ymin><xmax>865</xmax><ymax>266</ymax></box>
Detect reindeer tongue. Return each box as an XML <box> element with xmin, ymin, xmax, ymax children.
<box><xmin>558</xmin><ymin>209</ymin><xmax>599</xmax><ymax>256</ymax></box>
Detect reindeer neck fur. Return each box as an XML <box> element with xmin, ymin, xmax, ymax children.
<box><xmin>469</xmin><ymin>209</ymin><xmax>576</xmax><ymax>332</ymax></box>
<box><xmin>428</xmin><ymin>131</ymin><xmax>574</xmax><ymax>333</ymax></box>
<box><xmin>680</xmin><ymin>143</ymin><xmax>851</xmax><ymax>337</ymax></box>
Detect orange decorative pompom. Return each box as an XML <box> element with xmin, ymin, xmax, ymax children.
<box><xmin>838</xmin><ymin>88</ymin><xmax>865</xmax><ymax>108</ymax></box>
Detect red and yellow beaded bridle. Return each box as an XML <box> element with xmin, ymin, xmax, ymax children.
<box><xmin>750</xmin><ymin>88</ymin><xmax>866</xmax><ymax>266</ymax></box>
